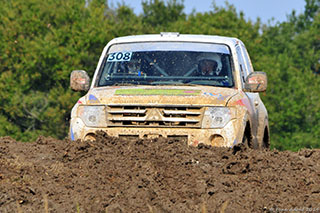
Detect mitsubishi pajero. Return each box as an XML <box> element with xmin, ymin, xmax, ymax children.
<box><xmin>69</xmin><ymin>33</ymin><xmax>269</xmax><ymax>148</ymax></box>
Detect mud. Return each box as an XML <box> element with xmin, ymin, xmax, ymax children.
<box><xmin>0</xmin><ymin>132</ymin><xmax>319</xmax><ymax>212</ymax></box>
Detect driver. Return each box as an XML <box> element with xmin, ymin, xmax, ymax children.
<box><xmin>197</xmin><ymin>53</ymin><xmax>222</xmax><ymax>76</ymax></box>
<box><xmin>126</xmin><ymin>59</ymin><xmax>141</xmax><ymax>74</ymax></box>
<box><xmin>118</xmin><ymin>59</ymin><xmax>142</xmax><ymax>74</ymax></box>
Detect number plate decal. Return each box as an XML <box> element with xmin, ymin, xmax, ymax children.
<box><xmin>107</xmin><ymin>52</ymin><xmax>132</xmax><ymax>62</ymax></box>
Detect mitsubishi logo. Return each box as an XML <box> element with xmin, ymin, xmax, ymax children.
<box><xmin>146</xmin><ymin>108</ymin><xmax>163</xmax><ymax>121</ymax></box>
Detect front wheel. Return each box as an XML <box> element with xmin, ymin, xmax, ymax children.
<box><xmin>242</xmin><ymin>134</ymin><xmax>250</xmax><ymax>147</ymax></box>
<box><xmin>242</xmin><ymin>133</ymin><xmax>259</xmax><ymax>149</ymax></box>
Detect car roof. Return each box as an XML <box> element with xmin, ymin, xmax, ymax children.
<box><xmin>106</xmin><ymin>33</ymin><xmax>240</xmax><ymax>48</ymax></box>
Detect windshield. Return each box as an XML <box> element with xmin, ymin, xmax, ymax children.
<box><xmin>97</xmin><ymin>42</ymin><xmax>234</xmax><ymax>87</ymax></box>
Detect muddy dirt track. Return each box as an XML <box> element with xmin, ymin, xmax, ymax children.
<box><xmin>1</xmin><ymin>132</ymin><xmax>320</xmax><ymax>212</ymax></box>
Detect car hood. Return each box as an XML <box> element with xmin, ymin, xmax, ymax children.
<box><xmin>83</xmin><ymin>86</ymin><xmax>238</xmax><ymax>106</ymax></box>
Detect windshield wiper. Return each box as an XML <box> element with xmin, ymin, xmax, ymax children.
<box><xmin>113</xmin><ymin>82</ymin><xmax>137</xmax><ymax>86</ymax></box>
<box><xmin>150</xmin><ymin>81</ymin><xmax>203</xmax><ymax>86</ymax></box>
<box><xmin>151</xmin><ymin>81</ymin><xmax>183</xmax><ymax>85</ymax></box>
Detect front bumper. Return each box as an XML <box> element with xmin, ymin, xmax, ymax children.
<box><xmin>70</xmin><ymin>117</ymin><xmax>239</xmax><ymax>147</ymax></box>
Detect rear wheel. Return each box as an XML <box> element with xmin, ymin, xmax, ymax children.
<box><xmin>261</xmin><ymin>128</ymin><xmax>270</xmax><ymax>149</ymax></box>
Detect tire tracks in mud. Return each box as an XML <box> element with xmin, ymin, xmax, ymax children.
<box><xmin>0</xmin><ymin>132</ymin><xmax>319</xmax><ymax>212</ymax></box>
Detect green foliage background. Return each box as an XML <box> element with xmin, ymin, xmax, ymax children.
<box><xmin>0</xmin><ymin>0</ymin><xmax>319</xmax><ymax>151</ymax></box>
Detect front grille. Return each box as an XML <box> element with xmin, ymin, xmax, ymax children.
<box><xmin>106</xmin><ymin>105</ymin><xmax>203</xmax><ymax>127</ymax></box>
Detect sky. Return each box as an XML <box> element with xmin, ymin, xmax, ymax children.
<box><xmin>110</xmin><ymin>0</ymin><xmax>306</xmax><ymax>24</ymax></box>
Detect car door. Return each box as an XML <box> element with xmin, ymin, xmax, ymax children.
<box><xmin>241</xmin><ymin>43</ymin><xmax>268</xmax><ymax>143</ymax></box>
<box><xmin>235</xmin><ymin>44</ymin><xmax>259</xmax><ymax>139</ymax></box>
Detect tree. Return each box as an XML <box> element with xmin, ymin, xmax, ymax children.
<box><xmin>141</xmin><ymin>0</ymin><xmax>186</xmax><ymax>32</ymax></box>
<box><xmin>255</xmin><ymin>0</ymin><xmax>320</xmax><ymax>150</ymax></box>
<box><xmin>0</xmin><ymin>0</ymin><xmax>114</xmax><ymax>141</ymax></box>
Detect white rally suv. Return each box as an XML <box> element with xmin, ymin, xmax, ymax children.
<box><xmin>69</xmin><ymin>33</ymin><xmax>269</xmax><ymax>149</ymax></box>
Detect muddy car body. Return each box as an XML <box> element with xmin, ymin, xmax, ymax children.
<box><xmin>69</xmin><ymin>33</ymin><xmax>269</xmax><ymax>148</ymax></box>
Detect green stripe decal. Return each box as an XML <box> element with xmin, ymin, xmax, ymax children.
<box><xmin>115</xmin><ymin>89</ymin><xmax>201</xmax><ymax>96</ymax></box>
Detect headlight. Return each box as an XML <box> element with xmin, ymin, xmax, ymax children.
<box><xmin>202</xmin><ymin>107</ymin><xmax>231</xmax><ymax>128</ymax></box>
<box><xmin>77</xmin><ymin>105</ymin><xmax>107</xmax><ymax>127</ymax></box>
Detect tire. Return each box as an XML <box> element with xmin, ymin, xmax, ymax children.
<box><xmin>261</xmin><ymin>129</ymin><xmax>270</xmax><ymax>149</ymax></box>
<box><xmin>242</xmin><ymin>133</ymin><xmax>258</xmax><ymax>149</ymax></box>
<box><xmin>242</xmin><ymin>134</ymin><xmax>250</xmax><ymax>148</ymax></box>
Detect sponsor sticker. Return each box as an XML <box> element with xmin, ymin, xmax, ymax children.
<box><xmin>115</xmin><ymin>89</ymin><xmax>201</xmax><ymax>96</ymax></box>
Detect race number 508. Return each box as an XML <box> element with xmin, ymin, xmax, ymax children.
<box><xmin>107</xmin><ymin>52</ymin><xmax>132</xmax><ymax>62</ymax></box>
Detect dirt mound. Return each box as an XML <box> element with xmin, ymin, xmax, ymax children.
<box><xmin>1</xmin><ymin>132</ymin><xmax>319</xmax><ymax>212</ymax></box>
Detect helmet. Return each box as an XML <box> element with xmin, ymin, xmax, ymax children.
<box><xmin>197</xmin><ymin>53</ymin><xmax>222</xmax><ymax>74</ymax></box>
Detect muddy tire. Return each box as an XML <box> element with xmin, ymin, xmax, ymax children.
<box><xmin>242</xmin><ymin>133</ymin><xmax>258</xmax><ymax>149</ymax></box>
<box><xmin>261</xmin><ymin>129</ymin><xmax>270</xmax><ymax>149</ymax></box>
<box><xmin>242</xmin><ymin>134</ymin><xmax>248</xmax><ymax>146</ymax></box>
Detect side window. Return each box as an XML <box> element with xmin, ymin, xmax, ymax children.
<box><xmin>236</xmin><ymin>45</ymin><xmax>247</xmax><ymax>86</ymax></box>
<box><xmin>241</xmin><ymin>44</ymin><xmax>254</xmax><ymax>74</ymax></box>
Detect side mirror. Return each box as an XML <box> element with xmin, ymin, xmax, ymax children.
<box><xmin>70</xmin><ymin>70</ymin><xmax>90</xmax><ymax>91</ymax></box>
<box><xmin>244</xmin><ymin>71</ymin><xmax>267</xmax><ymax>92</ymax></box>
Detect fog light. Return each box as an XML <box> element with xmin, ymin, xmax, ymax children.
<box><xmin>210</xmin><ymin>134</ymin><xmax>225</xmax><ymax>147</ymax></box>
<box><xmin>84</xmin><ymin>134</ymin><xmax>96</xmax><ymax>141</ymax></box>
